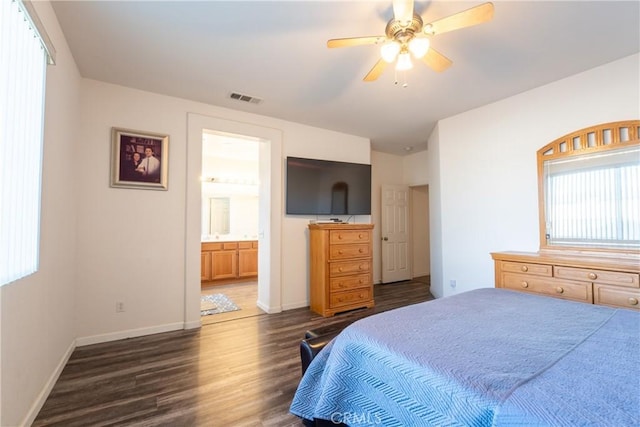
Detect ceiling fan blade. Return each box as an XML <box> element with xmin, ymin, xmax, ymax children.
<box><xmin>424</xmin><ymin>2</ymin><xmax>494</xmax><ymax>36</ymax></box>
<box><xmin>393</xmin><ymin>0</ymin><xmax>414</xmax><ymax>24</ymax></box>
<box><xmin>327</xmin><ymin>36</ymin><xmax>386</xmax><ymax>48</ymax></box>
<box><xmin>363</xmin><ymin>59</ymin><xmax>388</xmax><ymax>82</ymax></box>
<box><xmin>421</xmin><ymin>48</ymin><xmax>452</xmax><ymax>72</ymax></box>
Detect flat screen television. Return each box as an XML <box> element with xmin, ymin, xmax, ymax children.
<box><xmin>286</xmin><ymin>157</ymin><xmax>371</xmax><ymax>215</ymax></box>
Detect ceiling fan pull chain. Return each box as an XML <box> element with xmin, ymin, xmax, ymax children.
<box><xmin>393</xmin><ymin>69</ymin><xmax>409</xmax><ymax>88</ymax></box>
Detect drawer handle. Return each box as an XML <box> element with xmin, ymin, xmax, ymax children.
<box><xmin>338</xmin><ymin>250</ymin><xmax>343</xmax><ymax>255</ymax></box>
<box><xmin>629</xmin><ymin>298</ymin><xmax>639</xmax><ymax>306</ymax></box>
<box><xmin>359</xmin><ymin>264</ymin><xmax>365</xmax><ymax>270</ymax></box>
<box><xmin>338</xmin><ymin>267</ymin><xmax>343</xmax><ymax>272</ymax></box>
<box><xmin>556</xmin><ymin>287</ymin><xmax>564</xmax><ymax>294</ymax></box>
<box><xmin>588</xmin><ymin>272</ymin><xmax>597</xmax><ymax>280</ymax></box>
<box><xmin>358</xmin><ymin>248</ymin><xmax>364</xmax><ymax>253</ymax></box>
<box><xmin>521</xmin><ymin>265</ymin><xmax>528</xmax><ymax>272</ymax></box>
<box><xmin>521</xmin><ymin>281</ymin><xmax>529</xmax><ymax>288</ymax></box>
<box><xmin>338</xmin><ymin>235</ymin><xmax>343</xmax><ymax>240</ymax></box>
<box><xmin>359</xmin><ymin>234</ymin><xmax>363</xmax><ymax>239</ymax></box>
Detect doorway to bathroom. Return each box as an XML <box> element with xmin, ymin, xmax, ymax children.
<box><xmin>186</xmin><ymin>112</ymin><xmax>283</xmax><ymax>328</ymax></box>
<box><xmin>200</xmin><ymin>131</ymin><xmax>263</xmax><ymax>323</ymax></box>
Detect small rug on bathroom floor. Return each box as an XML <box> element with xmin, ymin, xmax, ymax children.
<box><xmin>201</xmin><ymin>294</ymin><xmax>241</xmax><ymax>316</ymax></box>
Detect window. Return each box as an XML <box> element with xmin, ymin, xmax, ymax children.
<box><xmin>544</xmin><ymin>146</ymin><xmax>640</xmax><ymax>249</ymax></box>
<box><xmin>0</xmin><ymin>0</ymin><xmax>55</xmax><ymax>285</ymax></box>
<box><xmin>538</xmin><ymin>121</ymin><xmax>640</xmax><ymax>252</ymax></box>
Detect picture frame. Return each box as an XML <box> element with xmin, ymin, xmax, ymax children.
<box><xmin>110</xmin><ymin>127</ymin><xmax>169</xmax><ymax>190</ymax></box>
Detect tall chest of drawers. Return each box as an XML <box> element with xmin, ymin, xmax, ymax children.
<box><xmin>491</xmin><ymin>251</ymin><xmax>640</xmax><ymax>310</ymax></box>
<box><xmin>309</xmin><ymin>223</ymin><xmax>375</xmax><ymax>317</ymax></box>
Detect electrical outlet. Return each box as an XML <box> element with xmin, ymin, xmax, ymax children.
<box><xmin>116</xmin><ymin>301</ymin><xmax>125</xmax><ymax>312</ymax></box>
<box><xmin>449</xmin><ymin>280</ymin><xmax>457</xmax><ymax>289</ymax></box>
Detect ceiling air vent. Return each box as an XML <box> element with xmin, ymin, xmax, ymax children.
<box><xmin>229</xmin><ymin>92</ymin><xmax>263</xmax><ymax>105</ymax></box>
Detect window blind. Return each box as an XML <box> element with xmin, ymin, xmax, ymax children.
<box><xmin>546</xmin><ymin>161</ymin><xmax>640</xmax><ymax>248</ymax></box>
<box><xmin>0</xmin><ymin>0</ymin><xmax>49</xmax><ymax>285</ymax></box>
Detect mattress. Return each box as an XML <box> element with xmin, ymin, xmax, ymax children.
<box><xmin>290</xmin><ymin>288</ymin><xmax>640</xmax><ymax>426</ymax></box>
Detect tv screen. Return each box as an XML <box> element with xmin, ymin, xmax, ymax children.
<box><xmin>286</xmin><ymin>157</ymin><xmax>371</xmax><ymax>215</ymax></box>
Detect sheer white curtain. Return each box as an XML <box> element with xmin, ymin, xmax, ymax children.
<box><xmin>0</xmin><ymin>0</ymin><xmax>50</xmax><ymax>285</ymax></box>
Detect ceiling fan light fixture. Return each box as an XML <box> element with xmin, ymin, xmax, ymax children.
<box><xmin>380</xmin><ymin>41</ymin><xmax>401</xmax><ymax>62</ymax></box>
<box><xmin>396</xmin><ymin>51</ymin><xmax>413</xmax><ymax>71</ymax></box>
<box><xmin>327</xmin><ymin>1</ymin><xmax>495</xmax><ymax>82</ymax></box>
<box><xmin>408</xmin><ymin>37</ymin><xmax>430</xmax><ymax>59</ymax></box>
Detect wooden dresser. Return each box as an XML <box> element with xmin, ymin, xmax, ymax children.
<box><xmin>491</xmin><ymin>251</ymin><xmax>640</xmax><ymax>310</ymax></box>
<box><xmin>309</xmin><ymin>223</ymin><xmax>374</xmax><ymax>317</ymax></box>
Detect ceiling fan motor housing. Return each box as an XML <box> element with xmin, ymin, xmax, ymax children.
<box><xmin>385</xmin><ymin>13</ymin><xmax>424</xmax><ymax>42</ymax></box>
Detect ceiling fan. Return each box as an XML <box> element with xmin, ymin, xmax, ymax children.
<box><xmin>327</xmin><ymin>0</ymin><xmax>495</xmax><ymax>82</ymax></box>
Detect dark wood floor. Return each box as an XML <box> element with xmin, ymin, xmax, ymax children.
<box><xmin>34</xmin><ymin>278</ymin><xmax>433</xmax><ymax>427</ymax></box>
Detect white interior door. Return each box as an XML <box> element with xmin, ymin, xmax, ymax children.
<box><xmin>381</xmin><ymin>184</ymin><xmax>411</xmax><ymax>283</ymax></box>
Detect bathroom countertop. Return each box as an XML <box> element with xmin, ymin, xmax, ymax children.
<box><xmin>201</xmin><ymin>236</ymin><xmax>258</xmax><ymax>243</ymax></box>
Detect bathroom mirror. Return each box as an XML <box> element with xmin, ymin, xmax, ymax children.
<box><xmin>209</xmin><ymin>197</ymin><xmax>230</xmax><ymax>235</ymax></box>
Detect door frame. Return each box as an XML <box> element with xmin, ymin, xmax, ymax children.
<box><xmin>410</xmin><ymin>185</ymin><xmax>430</xmax><ymax>278</ymax></box>
<box><xmin>185</xmin><ymin>113</ymin><xmax>283</xmax><ymax>328</ymax></box>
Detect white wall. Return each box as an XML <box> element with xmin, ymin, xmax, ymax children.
<box><xmin>429</xmin><ymin>53</ymin><xmax>640</xmax><ymax>298</ymax></box>
<box><xmin>403</xmin><ymin>150</ymin><xmax>429</xmax><ymax>186</ymax></box>
<box><xmin>0</xmin><ymin>2</ymin><xmax>82</xmax><ymax>426</ymax></box>
<box><xmin>74</xmin><ymin>79</ymin><xmax>370</xmax><ymax>341</ymax></box>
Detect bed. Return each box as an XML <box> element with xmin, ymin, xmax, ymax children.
<box><xmin>290</xmin><ymin>288</ymin><xmax>640</xmax><ymax>426</ymax></box>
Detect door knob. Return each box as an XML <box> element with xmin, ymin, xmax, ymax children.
<box><xmin>382</xmin><ymin>237</ymin><xmax>388</xmax><ymax>241</ymax></box>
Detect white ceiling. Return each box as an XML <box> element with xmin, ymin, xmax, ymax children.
<box><xmin>51</xmin><ymin>1</ymin><xmax>640</xmax><ymax>156</ymax></box>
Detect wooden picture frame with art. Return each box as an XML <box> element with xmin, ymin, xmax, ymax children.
<box><xmin>110</xmin><ymin>127</ymin><xmax>169</xmax><ymax>190</ymax></box>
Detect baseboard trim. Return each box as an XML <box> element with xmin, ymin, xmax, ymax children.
<box><xmin>281</xmin><ymin>300</ymin><xmax>308</xmax><ymax>311</ymax></box>
<box><xmin>76</xmin><ymin>322</ymin><xmax>185</xmax><ymax>347</ymax></box>
<box><xmin>21</xmin><ymin>339</ymin><xmax>76</xmax><ymax>427</ymax></box>
<box><xmin>256</xmin><ymin>300</ymin><xmax>283</xmax><ymax>314</ymax></box>
<box><xmin>184</xmin><ymin>319</ymin><xmax>202</xmax><ymax>330</ymax></box>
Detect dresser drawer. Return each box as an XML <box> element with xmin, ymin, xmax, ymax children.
<box><xmin>503</xmin><ymin>273</ymin><xmax>593</xmax><ymax>303</ymax></box>
<box><xmin>500</xmin><ymin>261</ymin><xmax>552</xmax><ymax>277</ymax></box>
<box><xmin>330</xmin><ymin>288</ymin><xmax>372</xmax><ymax>308</ymax></box>
<box><xmin>202</xmin><ymin>242</ymin><xmax>223</xmax><ymax>251</ymax></box>
<box><xmin>330</xmin><ymin>274</ymin><xmax>371</xmax><ymax>292</ymax></box>
<box><xmin>594</xmin><ymin>284</ymin><xmax>640</xmax><ymax>310</ymax></box>
<box><xmin>330</xmin><ymin>260</ymin><xmax>371</xmax><ymax>276</ymax></box>
<box><xmin>554</xmin><ymin>266</ymin><xmax>639</xmax><ymax>288</ymax></box>
<box><xmin>238</xmin><ymin>241</ymin><xmax>257</xmax><ymax>249</ymax></box>
<box><xmin>330</xmin><ymin>229</ymin><xmax>371</xmax><ymax>244</ymax></box>
<box><xmin>329</xmin><ymin>243</ymin><xmax>370</xmax><ymax>260</ymax></box>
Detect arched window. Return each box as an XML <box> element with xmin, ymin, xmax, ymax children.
<box><xmin>538</xmin><ymin>121</ymin><xmax>640</xmax><ymax>253</ymax></box>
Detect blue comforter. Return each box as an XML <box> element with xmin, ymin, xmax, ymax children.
<box><xmin>290</xmin><ymin>288</ymin><xmax>640</xmax><ymax>426</ymax></box>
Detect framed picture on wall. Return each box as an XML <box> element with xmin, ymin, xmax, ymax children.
<box><xmin>110</xmin><ymin>127</ymin><xmax>169</xmax><ymax>190</ymax></box>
